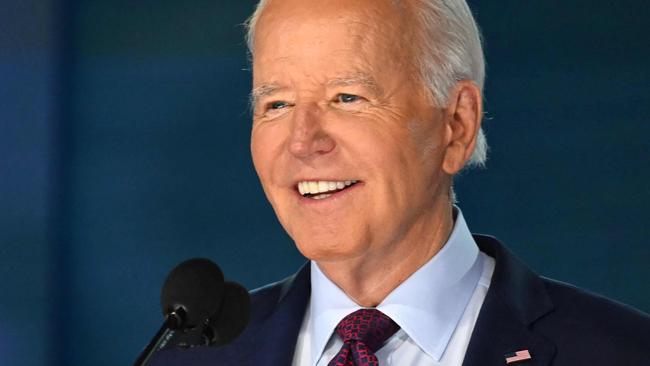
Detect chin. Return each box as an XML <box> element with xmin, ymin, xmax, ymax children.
<box><xmin>292</xmin><ymin>230</ymin><xmax>365</xmax><ymax>262</ymax></box>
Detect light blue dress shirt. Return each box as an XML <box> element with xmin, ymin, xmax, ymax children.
<box><xmin>291</xmin><ymin>208</ymin><xmax>495</xmax><ymax>365</ymax></box>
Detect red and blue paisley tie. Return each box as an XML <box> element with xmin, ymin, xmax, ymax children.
<box><xmin>328</xmin><ymin>309</ymin><xmax>400</xmax><ymax>366</ymax></box>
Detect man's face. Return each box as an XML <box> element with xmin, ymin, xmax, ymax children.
<box><xmin>250</xmin><ymin>0</ymin><xmax>452</xmax><ymax>262</ymax></box>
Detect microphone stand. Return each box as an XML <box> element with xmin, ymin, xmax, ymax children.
<box><xmin>133</xmin><ymin>309</ymin><xmax>184</xmax><ymax>366</ymax></box>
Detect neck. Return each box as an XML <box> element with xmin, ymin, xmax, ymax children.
<box><xmin>316</xmin><ymin>199</ymin><xmax>454</xmax><ymax>307</ymax></box>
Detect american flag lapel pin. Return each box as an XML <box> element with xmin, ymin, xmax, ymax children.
<box><xmin>505</xmin><ymin>349</ymin><xmax>532</xmax><ymax>364</ymax></box>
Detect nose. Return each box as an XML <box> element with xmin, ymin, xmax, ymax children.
<box><xmin>287</xmin><ymin>104</ymin><xmax>335</xmax><ymax>158</ymax></box>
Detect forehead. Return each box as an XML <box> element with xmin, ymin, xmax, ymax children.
<box><xmin>252</xmin><ymin>0</ymin><xmax>413</xmax><ymax>83</ymax></box>
<box><xmin>255</xmin><ymin>0</ymin><xmax>405</xmax><ymax>35</ymax></box>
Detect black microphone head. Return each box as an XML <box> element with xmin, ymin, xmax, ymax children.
<box><xmin>206</xmin><ymin>281</ymin><xmax>251</xmax><ymax>346</ymax></box>
<box><xmin>160</xmin><ymin>258</ymin><xmax>225</xmax><ymax>328</ymax></box>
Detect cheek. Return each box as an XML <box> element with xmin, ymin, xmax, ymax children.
<box><xmin>352</xmin><ymin>120</ymin><xmax>417</xmax><ymax>170</ymax></box>
<box><xmin>349</xmin><ymin>118</ymin><xmax>441</xmax><ymax>205</ymax></box>
<box><xmin>251</xmin><ymin>125</ymin><xmax>284</xmax><ymax>182</ymax></box>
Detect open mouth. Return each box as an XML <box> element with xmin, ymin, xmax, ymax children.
<box><xmin>297</xmin><ymin>180</ymin><xmax>359</xmax><ymax>200</ymax></box>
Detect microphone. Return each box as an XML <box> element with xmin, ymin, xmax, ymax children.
<box><xmin>204</xmin><ymin>281</ymin><xmax>251</xmax><ymax>346</ymax></box>
<box><xmin>133</xmin><ymin>258</ymin><xmax>225</xmax><ymax>366</ymax></box>
<box><xmin>160</xmin><ymin>258</ymin><xmax>225</xmax><ymax>328</ymax></box>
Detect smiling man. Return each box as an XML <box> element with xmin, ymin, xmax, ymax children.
<box><xmin>249</xmin><ymin>0</ymin><xmax>480</xmax><ymax>310</ymax></box>
<box><xmin>150</xmin><ymin>0</ymin><xmax>649</xmax><ymax>365</ymax></box>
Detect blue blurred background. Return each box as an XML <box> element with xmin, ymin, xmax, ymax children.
<box><xmin>1</xmin><ymin>0</ymin><xmax>648</xmax><ymax>365</ymax></box>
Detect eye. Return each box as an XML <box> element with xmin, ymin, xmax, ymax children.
<box><xmin>258</xmin><ymin>99</ymin><xmax>294</xmax><ymax>120</ymax></box>
<box><xmin>268</xmin><ymin>101</ymin><xmax>289</xmax><ymax>110</ymax></box>
<box><xmin>336</xmin><ymin>93</ymin><xmax>361</xmax><ymax>103</ymax></box>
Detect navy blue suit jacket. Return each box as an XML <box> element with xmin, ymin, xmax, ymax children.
<box><xmin>149</xmin><ymin>235</ymin><xmax>649</xmax><ymax>365</ymax></box>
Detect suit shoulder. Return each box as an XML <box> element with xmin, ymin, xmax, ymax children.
<box><xmin>250</xmin><ymin>278</ymin><xmax>284</xmax><ymax>304</ymax></box>
<box><xmin>538</xmin><ymin>277</ymin><xmax>649</xmax><ymax>353</ymax></box>
<box><xmin>541</xmin><ymin>277</ymin><xmax>649</xmax><ymax>324</ymax></box>
<box><xmin>248</xmin><ymin>274</ymin><xmax>296</xmax><ymax>321</ymax></box>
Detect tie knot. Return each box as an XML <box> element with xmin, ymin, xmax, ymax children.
<box><xmin>334</xmin><ymin>309</ymin><xmax>400</xmax><ymax>352</ymax></box>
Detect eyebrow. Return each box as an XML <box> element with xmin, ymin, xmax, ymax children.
<box><xmin>250</xmin><ymin>83</ymin><xmax>284</xmax><ymax>104</ymax></box>
<box><xmin>250</xmin><ymin>73</ymin><xmax>383</xmax><ymax>104</ymax></box>
<box><xmin>327</xmin><ymin>73</ymin><xmax>383</xmax><ymax>95</ymax></box>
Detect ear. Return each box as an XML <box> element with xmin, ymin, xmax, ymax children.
<box><xmin>441</xmin><ymin>81</ymin><xmax>483</xmax><ymax>175</ymax></box>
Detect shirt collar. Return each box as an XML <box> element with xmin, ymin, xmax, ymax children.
<box><xmin>309</xmin><ymin>207</ymin><xmax>483</xmax><ymax>364</ymax></box>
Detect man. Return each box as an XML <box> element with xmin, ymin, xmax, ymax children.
<box><xmin>150</xmin><ymin>0</ymin><xmax>649</xmax><ymax>365</ymax></box>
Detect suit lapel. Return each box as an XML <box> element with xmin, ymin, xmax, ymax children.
<box><xmin>249</xmin><ymin>263</ymin><xmax>311</xmax><ymax>365</ymax></box>
<box><xmin>462</xmin><ymin>235</ymin><xmax>557</xmax><ymax>366</ymax></box>
<box><xmin>461</xmin><ymin>289</ymin><xmax>556</xmax><ymax>366</ymax></box>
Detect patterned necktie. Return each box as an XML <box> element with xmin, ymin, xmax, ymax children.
<box><xmin>328</xmin><ymin>309</ymin><xmax>400</xmax><ymax>366</ymax></box>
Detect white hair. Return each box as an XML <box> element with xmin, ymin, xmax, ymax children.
<box><xmin>245</xmin><ymin>0</ymin><xmax>488</xmax><ymax>168</ymax></box>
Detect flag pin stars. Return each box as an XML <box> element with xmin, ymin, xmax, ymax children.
<box><xmin>505</xmin><ymin>349</ymin><xmax>532</xmax><ymax>364</ymax></box>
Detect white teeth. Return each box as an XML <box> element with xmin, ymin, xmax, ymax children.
<box><xmin>312</xmin><ymin>193</ymin><xmax>332</xmax><ymax>200</ymax></box>
<box><xmin>296</xmin><ymin>180</ymin><xmax>359</xmax><ymax>197</ymax></box>
<box><xmin>308</xmin><ymin>181</ymin><xmax>319</xmax><ymax>194</ymax></box>
<box><xmin>298</xmin><ymin>182</ymin><xmax>307</xmax><ymax>195</ymax></box>
<box><xmin>318</xmin><ymin>181</ymin><xmax>329</xmax><ymax>192</ymax></box>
